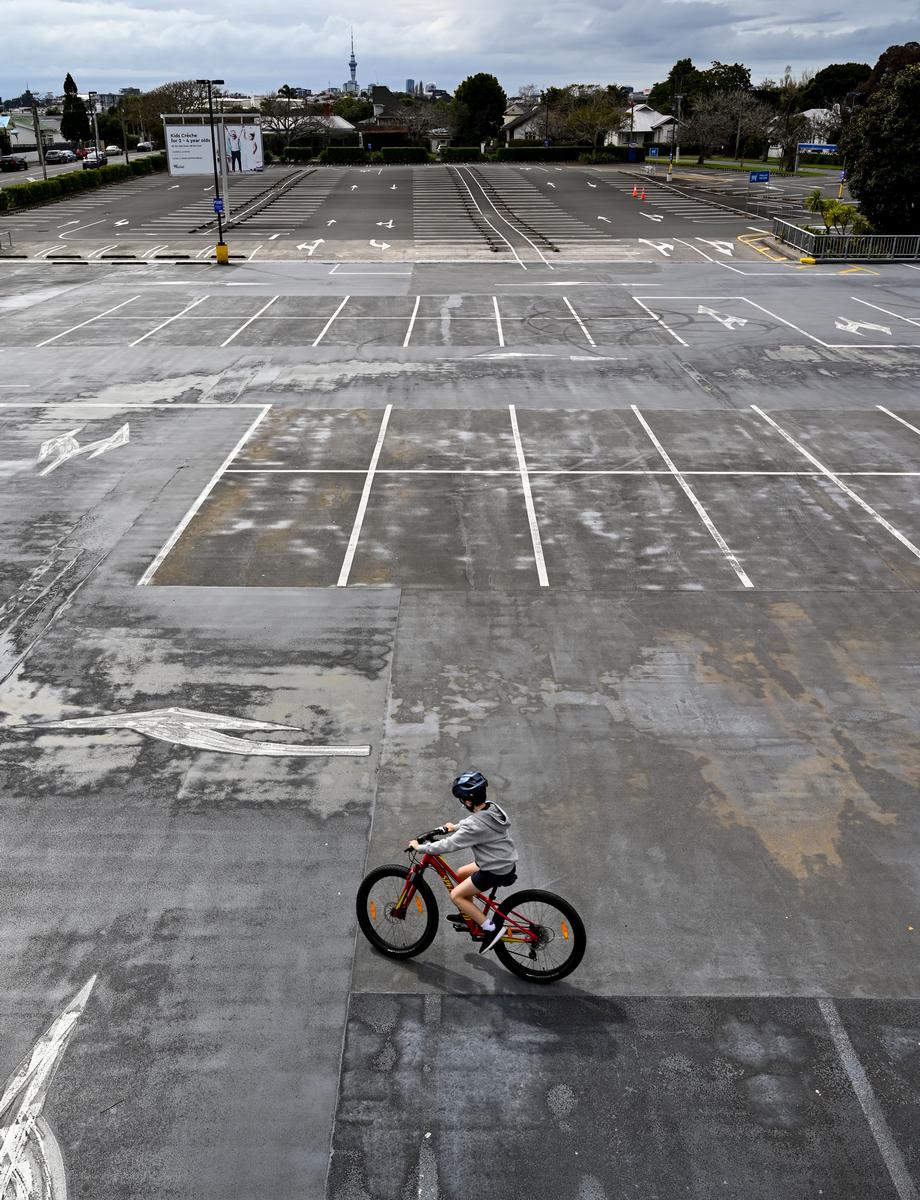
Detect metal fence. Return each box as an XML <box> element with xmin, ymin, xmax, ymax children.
<box><xmin>772</xmin><ymin>218</ymin><xmax>920</xmax><ymax>261</ymax></box>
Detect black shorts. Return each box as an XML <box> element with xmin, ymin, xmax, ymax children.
<box><xmin>472</xmin><ymin>867</ymin><xmax>517</xmax><ymax>891</ymax></box>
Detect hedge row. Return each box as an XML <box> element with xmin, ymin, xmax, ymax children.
<box><xmin>381</xmin><ymin>146</ymin><xmax>430</xmax><ymax>163</ymax></box>
<box><xmin>319</xmin><ymin>147</ymin><xmax>368</xmax><ymax>164</ymax></box>
<box><xmin>578</xmin><ymin>146</ymin><xmax>648</xmax><ymax>163</ymax></box>
<box><xmin>439</xmin><ymin>147</ymin><xmax>484</xmax><ymax>162</ymax></box>
<box><xmin>495</xmin><ymin>145</ymin><xmax>594</xmax><ymax>162</ymax></box>
<box><xmin>0</xmin><ymin>154</ymin><xmax>167</xmax><ymax>212</ymax></box>
<box><xmin>798</xmin><ymin>152</ymin><xmax>842</xmax><ymax>166</ymax></box>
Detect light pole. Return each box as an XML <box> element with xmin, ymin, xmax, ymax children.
<box><xmin>87</xmin><ymin>91</ymin><xmax>101</xmax><ymax>160</ymax></box>
<box><xmin>667</xmin><ymin>93</ymin><xmax>683</xmax><ymax>181</ymax></box>
<box><xmin>197</xmin><ymin>78</ymin><xmax>227</xmax><ymax>264</ymax></box>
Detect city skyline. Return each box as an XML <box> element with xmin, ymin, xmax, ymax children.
<box><xmin>2</xmin><ymin>0</ymin><xmax>915</xmax><ymax>101</ymax></box>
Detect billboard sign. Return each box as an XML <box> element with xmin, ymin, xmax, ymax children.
<box><xmin>797</xmin><ymin>142</ymin><xmax>838</xmax><ymax>153</ymax></box>
<box><xmin>164</xmin><ymin>124</ymin><xmax>214</xmax><ymax>175</ymax></box>
<box><xmin>222</xmin><ymin>122</ymin><xmax>263</xmax><ymax>173</ymax></box>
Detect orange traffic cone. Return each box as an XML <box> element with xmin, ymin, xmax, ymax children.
<box><xmin>640</xmin><ymin>188</ymin><xmax>647</xmax><ymax>200</ymax></box>
<box><xmin>631</xmin><ymin>185</ymin><xmax>638</xmax><ymax>198</ymax></box>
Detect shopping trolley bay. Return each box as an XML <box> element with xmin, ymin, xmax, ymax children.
<box><xmin>1</xmin><ymin>237</ymin><xmax>920</xmax><ymax>1200</ymax></box>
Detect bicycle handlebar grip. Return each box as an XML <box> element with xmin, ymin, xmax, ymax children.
<box><xmin>415</xmin><ymin>825</ymin><xmax>449</xmax><ymax>845</ymax></box>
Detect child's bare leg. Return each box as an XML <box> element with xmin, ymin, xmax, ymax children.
<box><xmin>450</xmin><ymin>873</ymin><xmax>488</xmax><ymax>926</ymax></box>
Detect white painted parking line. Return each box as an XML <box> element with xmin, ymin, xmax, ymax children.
<box><xmin>247</xmin><ymin>244</ymin><xmax>264</xmax><ymax>261</ymax></box>
<box><xmin>337</xmin><ymin>405</ymin><xmax>392</xmax><ymax>588</ymax></box>
<box><xmin>220</xmin><ymin>296</ymin><xmax>279</xmax><ymax>347</ymax></box>
<box><xmin>313</xmin><ymin>296</ymin><xmax>350</xmax><ymax>346</ymax></box>
<box><xmin>740</xmin><ymin>298</ymin><xmax>830</xmax><ymax>346</ymax></box>
<box><xmin>138</xmin><ymin>404</ymin><xmax>272</xmax><ymax>586</ymax></box>
<box><xmin>86</xmin><ymin>244</ymin><xmax>117</xmax><ymax>260</ymax></box>
<box><xmin>509</xmin><ymin>405</ymin><xmax>549</xmax><ymax>587</ymax></box>
<box><xmin>631</xmin><ymin>296</ymin><xmax>688</xmax><ymax>347</ymax></box>
<box><xmin>752</xmin><ymin>405</ymin><xmax>920</xmax><ymax>562</ymax></box>
<box><xmin>492</xmin><ymin>296</ymin><xmax>505</xmax><ymax>347</ymax></box>
<box><xmin>632</xmin><ymin>405</ymin><xmax>754</xmax><ymax>589</ymax></box>
<box><xmin>852</xmin><ymin>297</ymin><xmax>920</xmax><ymax>327</ymax></box>
<box><xmin>563</xmin><ymin>297</ymin><xmax>596</xmax><ymax>346</ymax></box>
<box><xmin>877</xmin><ymin>406</ymin><xmax>920</xmax><ymax>439</ymax></box>
<box><xmin>403</xmin><ymin>296</ymin><xmax>420</xmax><ymax>348</ymax></box>
<box><xmin>130</xmin><ymin>296</ymin><xmax>209</xmax><ymax>347</ymax></box>
<box><xmin>818</xmin><ymin>999</ymin><xmax>920</xmax><ymax>1200</ymax></box>
<box><xmin>35</xmin><ymin>296</ymin><xmax>141</xmax><ymax>347</ymax></box>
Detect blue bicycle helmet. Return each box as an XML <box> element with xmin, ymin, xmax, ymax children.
<box><xmin>452</xmin><ymin>770</ymin><xmax>488</xmax><ymax>807</ymax></box>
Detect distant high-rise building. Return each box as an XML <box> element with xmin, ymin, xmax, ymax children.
<box><xmin>415</xmin><ymin>80</ymin><xmax>424</xmax><ymax>96</ymax></box>
<box><xmin>343</xmin><ymin>31</ymin><xmax>359</xmax><ymax>95</ymax></box>
<box><xmin>405</xmin><ymin>78</ymin><xmax>415</xmax><ymax>94</ymax></box>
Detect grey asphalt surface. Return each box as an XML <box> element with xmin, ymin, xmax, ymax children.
<box><xmin>0</xmin><ymin>164</ymin><xmax>794</xmax><ymax>260</ymax></box>
<box><xmin>1</xmin><ymin>226</ymin><xmax>919</xmax><ymax>1199</ymax></box>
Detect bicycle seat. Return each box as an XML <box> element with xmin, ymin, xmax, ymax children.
<box><xmin>486</xmin><ymin>871</ymin><xmax>517</xmax><ymax>898</ymax></box>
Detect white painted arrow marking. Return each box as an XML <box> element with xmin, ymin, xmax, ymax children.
<box><xmin>114</xmin><ymin>219</ymin><xmax>129</xmax><ymax>226</ymax></box>
<box><xmin>297</xmin><ymin>239</ymin><xmax>325</xmax><ymax>255</ymax></box>
<box><xmin>0</xmin><ymin>976</ymin><xmax>96</xmax><ymax>1198</ymax></box>
<box><xmin>698</xmin><ymin>238</ymin><xmax>735</xmax><ymax>257</ymax></box>
<box><xmin>168</xmin><ymin>184</ymin><xmax>179</xmax><ymax>189</ymax></box>
<box><xmin>369</xmin><ymin>239</ymin><xmax>391</xmax><ymax>250</ymax></box>
<box><xmin>350</xmin><ymin>184</ymin><xmax>358</xmax><ymax>191</ymax></box>
<box><xmin>58</xmin><ymin>220</ymin><xmax>80</xmax><ymax>227</ymax></box>
<box><xmin>835</xmin><ymin>317</ymin><xmax>892</xmax><ymax>336</ymax></box>
<box><xmin>698</xmin><ymin>305</ymin><xmax>748</xmax><ymax>330</ymax></box>
<box><xmin>326</xmin><ymin>219</ymin><xmax>336</xmax><ymax>226</ymax></box>
<box><xmin>37</xmin><ymin>423</ymin><xmax>129</xmax><ymax>475</ymax></box>
<box><xmin>390</xmin><ymin>184</ymin><xmax>398</xmax><ymax>190</ymax></box>
<box><xmin>639</xmin><ymin>239</ymin><xmax>674</xmax><ymax>257</ymax></box>
<box><xmin>640</xmin><ymin>212</ymin><xmax>664</xmax><ymax>222</ymax></box>
<box><xmin>597</xmin><ymin>216</ymin><xmax>611</xmax><ymax>223</ymax></box>
<box><xmin>376</xmin><ymin>219</ymin><xmax>394</xmax><ymax>229</ymax></box>
<box><xmin>547</xmin><ymin>182</ymin><xmax>556</xmax><ymax>188</ymax></box>
<box><xmin>268</xmin><ymin>232</ymin><xmax>282</xmax><ymax>240</ymax></box>
<box><xmin>587</xmin><ymin>182</ymin><xmax>597</xmax><ymax>188</ymax></box>
<box><xmin>38</xmin><ymin>707</ymin><xmax>371</xmax><ymax>756</ymax></box>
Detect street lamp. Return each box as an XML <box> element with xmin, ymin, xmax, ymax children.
<box><xmin>667</xmin><ymin>92</ymin><xmax>683</xmax><ymax>182</ymax></box>
<box><xmin>197</xmin><ymin>78</ymin><xmax>227</xmax><ymax>264</ymax></box>
<box><xmin>87</xmin><ymin>91</ymin><xmax>101</xmax><ymax>160</ymax></box>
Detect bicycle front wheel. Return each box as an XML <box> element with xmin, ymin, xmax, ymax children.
<box><xmin>356</xmin><ymin>865</ymin><xmax>438</xmax><ymax>958</ymax></box>
<box><xmin>494</xmin><ymin>889</ymin><xmax>586</xmax><ymax>983</ymax></box>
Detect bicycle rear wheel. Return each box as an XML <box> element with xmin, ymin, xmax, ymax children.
<box><xmin>494</xmin><ymin>889</ymin><xmax>586</xmax><ymax>983</ymax></box>
<box><xmin>356</xmin><ymin>865</ymin><xmax>438</xmax><ymax>958</ymax></box>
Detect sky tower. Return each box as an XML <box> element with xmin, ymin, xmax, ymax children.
<box><xmin>344</xmin><ymin>30</ymin><xmax>359</xmax><ymax>94</ymax></box>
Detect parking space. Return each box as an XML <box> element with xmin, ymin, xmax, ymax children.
<box><xmin>141</xmin><ymin>405</ymin><xmax>920</xmax><ymax>595</ymax></box>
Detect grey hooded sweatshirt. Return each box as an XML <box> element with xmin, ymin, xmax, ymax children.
<box><xmin>422</xmin><ymin>802</ymin><xmax>517</xmax><ymax>873</ymax></box>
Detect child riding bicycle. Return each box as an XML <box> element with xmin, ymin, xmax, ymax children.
<box><xmin>408</xmin><ymin>770</ymin><xmax>517</xmax><ymax>954</ymax></box>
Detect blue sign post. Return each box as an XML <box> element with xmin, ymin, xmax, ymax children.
<box><xmin>648</xmin><ymin>146</ymin><xmax>658</xmax><ymax>158</ymax></box>
<box><xmin>213</xmin><ymin>198</ymin><xmax>224</xmax><ymax>214</ymax></box>
<box><xmin>794</xmin><ymin>142</ymin><xmax>838</xmax><ymax>172</ymax></box>
<box><xmin>749</xmin><ymin>170</ymin><xmax>770</xmax><ymax>184</ymax></box>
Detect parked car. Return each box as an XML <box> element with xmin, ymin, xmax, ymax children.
<box><xmin>82</xmin><ymin>152</ymin><xmax>108</xmax><ymax>169</ymax></box>
<box><xmin>0</xmin><ymin>155</ymin><xmax>29</xmax><ymax>172</ymax></box>
<box><xmin>44</xmin><ymin>149</ymin><xmax>77</xmax><ymax>164</ymax></box>
<box><xmin>136</xmin><ymin>140</ymin><xmax>153</xmax><ymax>152</ymax></box>
<box><xmin>74</xmin><ymin>147</ymin><xmax>90</xmax><ymax>158</ymax></box>
<box><xmin>104</xmin><ymin>144</ymin><xmax>122</xmax><ymax>154</ymax></box>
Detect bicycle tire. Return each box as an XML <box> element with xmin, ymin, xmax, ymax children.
<box><xmin>356</xmin><ymin>865</ymin><xmax>439</xmax><ymax>959</ymax></box>
<box><xmin>493</xmin><ymin>889</ymin><xmax>586</xmax><ymax>983</ymax></box>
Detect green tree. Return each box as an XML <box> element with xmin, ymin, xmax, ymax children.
<box><xmin>333</xmin><ymin>96</ymin><xmax>373</xmax><ymax>123</ymax></box>
<box><xmin>703</xmin><ymin>61</ymin><xmax>752</xmax><ymax>94</ymax></box>
<box><xmin>800</xmin><ymin>62</ymin><xmax>871</xmax><ymax>108</ymax></box>
<box><xmin>540</xmin><ymin>84</ymin><xmax>626</xmax><ymax>147</ymax></box>
<box><xmin>0</xmin><ymin>128</ymin><xmax>10</xmax><ymax>155</ymax></box>
<box><xmin>452</xmin><ymin>73</ymin><xmax>507</xmax><ymax>143</ymax></box>
<box><xmin>858</xmin><ymin>41</ymin><xmax>920</xmax><ymax>96</ymax></box>
<box><xmin>841</xmin><ymin>63</ymin><xmax>920</xmax><ymax>232</ymax></box>
<box><xmin>648</xmin><ymin>58</ymin><xmax>707</xmax><ymax>112</ymax></box>
<box><xmin>60</xmin><ymin>72</ymin><xmax>90</xmax><ymax>144</ymax></box>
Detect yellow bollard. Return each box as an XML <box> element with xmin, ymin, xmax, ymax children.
<box><xmin>215</xmin><ymin>242</ymin><xmax>229</xmax><ymax>265</ymax></box>
<box><xmin>800</xmin><ymin>256</ymin><xmax>816</xmax><ymax>265</ymax></box>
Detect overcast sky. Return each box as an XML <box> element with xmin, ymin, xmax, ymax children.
<box><xmin>3</xmin><ymin>0</ymin><xmax>915</xmax><ymax>100</ymax></box>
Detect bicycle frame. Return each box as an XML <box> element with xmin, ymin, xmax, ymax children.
<box><xmin>395</xmin><ymin>851</ymin><xmax>538</xmax><ymax>946</ymax></box>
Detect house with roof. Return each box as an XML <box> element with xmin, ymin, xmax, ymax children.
<box><xmin>605</xmin><ymin>103</ymin><xmax>674</xmax><ymax>147</ymax></box>
<box><xmin>502</xmin><ymin>105</ymin><xmax>544</xmax><ymax>142</ymax></box>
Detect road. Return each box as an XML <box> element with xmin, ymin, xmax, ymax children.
<box><xmin>0</xmin><ymin>192</ymin><xmax>919</xmax><ymax>1200</ymax></box>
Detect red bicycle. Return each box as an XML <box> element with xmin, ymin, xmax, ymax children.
<box><xmin>356</xmin><ymin>827</ymin><xmax>586</xmax><ymax>983</ymax></box>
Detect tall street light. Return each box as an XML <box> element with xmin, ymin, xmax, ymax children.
<box><xmin>197</xmin><ymin>78</ymin><xmax>227</xmax><ymax>264</ymax></box>
<box><xmin>87</xmin><ymin>90</ymin><xmax>101</xmax><ymax>160</ymax></box>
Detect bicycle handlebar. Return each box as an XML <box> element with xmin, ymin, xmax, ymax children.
<box><xmin>404</xmin><ymin>825</ymin><xmax>449</xmax><ymax>853</ymax></box>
